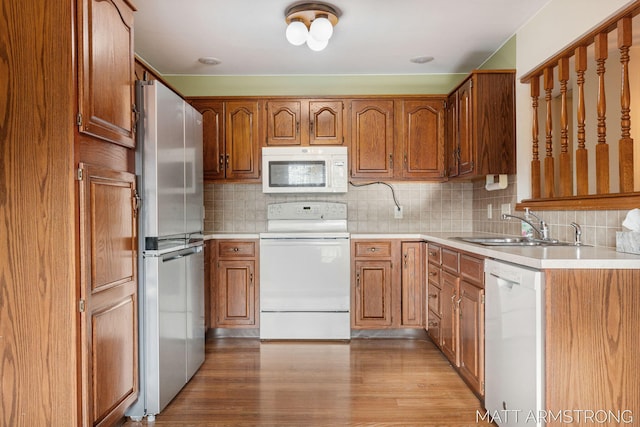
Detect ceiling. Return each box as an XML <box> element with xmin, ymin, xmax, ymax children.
<box><xmin>133</xmin><ymin>0</ymin><xmax>550</xmax><ymax>77</ymax></box>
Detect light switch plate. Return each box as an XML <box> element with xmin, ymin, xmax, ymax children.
<box><xmin>501</xmin><ymin>203</ymin><xmax>511</xmax><ymax>215</ymax></box>
<box><xmin>487</xmin><ymin>204</ymin><xmax>492</xmax><ymax>219</ymax></box>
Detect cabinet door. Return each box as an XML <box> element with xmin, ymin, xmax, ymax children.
<box><xmin>225</xmin><ymin>101</ymin><xmax>261</xmax><ymax>180</ymax></box>
<box><xmin>350</xmin><ymin>100</ymin><xmax>395</xmax><ymax>178</ymax></box>
<box><xmin>266</xmin><ymin>100</ymin><xmax>302</xmax><ymax>146</ymax></box>
<box><xmin>353</xmin><ymin>260</ymin><xmax>393</xmax><ymax>328</ymax></box>
<box><xmin>191</xmin><ymin>100</ymin><xmax>225</xmax><ymax>180</ymax></box>
<box><xmin>457</xmin><ymin>78</ymin><xmax>474</xmax><ymax>176</ymax></box>
<box><xmin>78</xmin><ymin>163</ymin><xmax>138</xmax><ymax>427</ymax></box>
<box><xmin>216</xmin><ymin>260</ymin><xmax>256</xmax><ymax>326</ymax></box>
<box><xmin>440</xmin><ymin>270</ymin><xmax>459</xmax><ymax>366</ymax></box>
<box><xmin>459</xmin><ymin>281</ymin><xmax>484</xmax><ymax>396</ymax></box>
<box><xmin>401</xmin><ymin>242</ymin><xmax>424</xmax><ymax>327</ymax></box>
<box><xmin>427</xmin><ymin>310</ymin><xmax>442</xmax><ymax>345</ymax></box>
<box><xmin>78</xmin><ymin>0</ymin><xmax>135</xmax><ymax>148</ymax></box>
<box><xmin>446</xmin><ymin>92</ymin><xmax>459</xmax><ymax>178</ymax></box>
<box><xmin>401</xmin><ymin>100</ymin><xmax>446</xmax><ymax>179</ymax></box>
<box><xmin>309</xmin><ymin>100</ymin><xmax>344</xmax><ymax>145</ymax></box>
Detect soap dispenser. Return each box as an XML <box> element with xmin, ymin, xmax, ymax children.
<box><xmin>522</xmin><ymin>208</ymin><xmax>535</xmax><ymax>238</ymax></box>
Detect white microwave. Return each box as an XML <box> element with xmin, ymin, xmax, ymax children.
<box><xmin>262</xmin><ymin>146</ymin><xmax>348</xmax><ymax>193</ymax></box>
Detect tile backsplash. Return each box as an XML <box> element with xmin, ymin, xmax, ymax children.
<box><xmin>472</xmin><ymin>175</ymin><xmax>631</xmax><ymax>248</ymax></box>
<box><xmin>204</xmin><ymin>182</ymin><xmax>474</xmax><ymax>234</ymax></box>
<box><xmin>204</xmin><ymin>177</ymin><xmax>631</xmax><ymax>248</ymax></box>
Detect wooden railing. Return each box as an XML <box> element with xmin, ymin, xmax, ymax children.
<box><xmin>518</xmin><ymin>3</ymin><xmax>640</xmax><ymax>210</ymax></box>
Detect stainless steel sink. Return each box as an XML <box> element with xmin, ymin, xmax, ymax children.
<box><xmin>452</xmin><ymin>236</ymin><xmax>583</xmax><ymax>247</ymax></box>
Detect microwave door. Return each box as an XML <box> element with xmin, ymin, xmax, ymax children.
<box><xmin>268</xmin><ymin>160</ymin><xmax>327</xmax><ymax>189</ymax></box>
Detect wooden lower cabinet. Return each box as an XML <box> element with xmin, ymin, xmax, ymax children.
<box><xmin>544</xmin><ymin>269</ymin><xmax>640</xmax><ymax>425</ymax></box>
<box><xmin>440</xmin><ymin>270</ymin><xmax>459</xmax><ymax>365</ymax></box>
<box><xmin>78</xmin><ymin>163</ymin><xmax>138</xmax><ymax>427</ymax></box>
<box><xmin>212</xmin><ymin>240</ymin><xmax>259</xmax><ymax>328</ymax></box>
<box><xmin>458</xmin><ymin>280</ymin><xmax>484</xmax><ymax>395</ymax></box>
<box><xmin>354</xmin><ymin>259</ymin><xmax>394</xmax><ymax>327</ymax></box>
<box><xmin>426</xmin><ymin>242</ymin><xmax>485</xmax><ymax>397</ymax></box>
<box><xmin>352</xmin><ymin>240</ymin><xmax>424</xmax><ymax>329</ymax></box>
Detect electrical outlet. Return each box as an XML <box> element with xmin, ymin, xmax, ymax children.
<box><xmin>501</xmin><ymin>203</ymin><xmax>511</xmax><ymax>215</ymax></box>
<box><xmin>394</xmin><ymin>205</ymin><xmax>403</xmax><ymax>219</ymax></box>
<box><xmin>487</xmin><ymin>203</ymin><xmax>492</xmax><ymax>219</ymax></box>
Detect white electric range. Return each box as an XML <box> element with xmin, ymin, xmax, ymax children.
<box><xmin>259</xmin><ymin>201</ymin><xmax>350</xmax><ymax>340</ymax></box>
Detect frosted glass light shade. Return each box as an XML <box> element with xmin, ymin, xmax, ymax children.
<box><xmin>286</xmin><ymin>20</ymin><xmax>308</xmax><ymax>46</ymax></box>
<box><xmin>306</xmin><ymin>35</ymin><xmax>328</xmax><ymax>52</ymax></box>
<box><xmin>309</xmin><ymin>16</ymin><xmax>333</xmax><ymax>41</ymax></box>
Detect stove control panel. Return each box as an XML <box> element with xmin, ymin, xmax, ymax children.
<box><xmin>267</xmin><ymin>202</ymin><xmax>347</xmax><ymax>221</ymax></box>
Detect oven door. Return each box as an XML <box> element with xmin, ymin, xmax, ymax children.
<box><xmin>259</xmin><ymin>236</ymin><xmax>350</xmax><ymax>312</ymax></box>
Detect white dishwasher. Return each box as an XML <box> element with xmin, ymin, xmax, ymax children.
<box><xmin>484</xmin><ymin>259</ymin><xmax>545</xmax><ymax>427</ymax></box>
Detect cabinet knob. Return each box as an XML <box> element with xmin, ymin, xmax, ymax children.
<box><xmin>428</xmin><ymin>293</ymin><xmax>437</xmax><ymax>299</ymax></box>
<box><xmin>368</xmin><ymin>247</ymin><xmax>377</xmax><ymax>252</ymax></box>
<box><xmin>232</xmin><ymin>247</ymin><xmax>239</xmax><ymax>252</ymax></box>
<box><xmin>429</xmin><ymin>271</ymin><xmax>437</xmax><ymax>276</ymax></box>
<box><xmin>428</xmin><ymin>321</ymin><xmax>439</xmax><ymax>327</ymax></box>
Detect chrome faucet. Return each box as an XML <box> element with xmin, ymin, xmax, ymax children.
<box><xmin>569</xmin><ymin>222</ymin><xmax>583</xmax><ymax>246</ymax></box>
<box><xmin>501</xmin><ymin>212</ymin><xmax>551</xmax><ymax>240</ymax></box>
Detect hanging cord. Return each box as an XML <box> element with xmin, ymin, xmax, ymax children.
<box><xmin>349</xmin><ymin>181</ymin><xmax>401</xmax><ymax>211</ymax></box>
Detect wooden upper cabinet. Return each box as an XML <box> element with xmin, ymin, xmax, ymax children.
<box><xmin>77</xmin><ymin>0</ymin><xmax>136</xmax><ymax>148</ymax></box>
<box><xmin>446</xmin><ymin>92</ymin><xmax>459</xmax><ymax>178</ymax></box>
<box><xmin>350</xmin><ymin>99</ymin><xmax>395</xmax><ymax>178</ymax></box>
<box><xmin>309</xmin><ymin>100</ymin><xmax>343</xmax><ymax>145</ymax></box>
<box><xmin>400</xmin><ymin>99</ymin><xmax>446</xmax><ymax>180</ymax></box>
<box><xmin>190</xmin><ymin>99</ymin><xmax>260</xmax><ymax>182</ymax></box>
<box><xmin>448</xmin><ymin>71</ymin><xmax>516</xmax><ymax>179</ymax></box>
<box><xmin>265</xmin><ymin>99</ymin><xmax>343</xmax><ymax>146</ymax></box>
<box><xmin>190</xmin><ymin>100</ymin><xmax>225</xmax><ymax>180</ymax></box>
<box><xmin>226</xmin><ymin>101</ymin><xmax>261</xmax><ymax>180</ymax></box>
<box><xmin>266</xmin><ymin>100</ymin><xmax>302</xmax><ymax>146</ymax></box>
<box><xmin>457</xmin><ymin>79</ymin><xmax>474</xmax><ymax>176</ymax></box>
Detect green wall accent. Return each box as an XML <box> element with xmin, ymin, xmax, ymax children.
<box><xmin>163</xmin><ymin>74</ymin><xmax>469</xmax><ymax>97</ymax></box>
<box><xmin>479</xmin><ymin>35</ymin><xmax>516</xmax><ymax>70</ymax></box>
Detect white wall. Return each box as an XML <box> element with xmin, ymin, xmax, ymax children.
<box><xmin>515</xmin><ymin>0</ymin><xmax>636</xmax><ymax>201</ymax></box>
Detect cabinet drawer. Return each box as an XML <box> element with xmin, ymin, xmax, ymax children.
<box><xmin>427</xmin><ymin>264</ymin><xmax>440</xmax><ymax>285</ymax></box>
<box><xmin>427</xmin><ymin>282</ymin><xmax>441</xmax><ymax>314</ymax></box>
<box><xmin>354</xmin><ymin>241</ymin><xmax>392</xmax><ymax>257</ymax></box>
<box><xmin>427</xmin><ymin>244</ymin><xmax>441</xmax><ymax>265</ymax></box>
<box><xmin>460</xmin><ymin>254</ymin><xmax>484</xmax><ymax>286</ymax></box>
<box><xmin>442</xmin><ymin>248</ymin><xmax>459</xmax><ymax>273</ymax></box>
<box><xmin>218</xmin><ymin>241</ymin><xmax>256</xmax><ymax>257</ymax></box>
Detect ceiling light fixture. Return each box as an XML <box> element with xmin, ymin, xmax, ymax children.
<box><xmin>285</xmin><ymin>2</ymin><xmax>340</xmax><ymax>52</ymax></box>
<box><xmin>410</xmin><ymin>56</ymin><xmax>434</xmax><ymax>64</ymax></box>
<box><xmin>198</xmin><ymin>57</ymin><xmax>222</xmax><ymax>66</ymax></box>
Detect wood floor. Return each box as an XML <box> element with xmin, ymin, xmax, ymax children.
<box><xmin>123</xmin><ymin>337</ymin><xmax>490</xmax><ymax>427</ymax></box>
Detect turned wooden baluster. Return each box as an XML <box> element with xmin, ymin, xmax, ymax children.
<box><xmin>544</xmin><ymin>67</ymin><xmax>555</xmax><ymax>198</ymax></box>
<box><xmin>575</xmin><ymin>46</ymin><xmax>589</xmax><ymax>196</ymax></box>
<box><xmin>595</xmin><ymin>33</ymin><xmax>609</xmax><ymax>194</ymax></box>
<box><xmin>618</xmin><ymin>17</ymin><xmax>635</xmax><ymax>193</ymax></box>
<box><xmin>530</xmin><ymin>77</ymin><xmax>541</xmax><ymax>199</ymax></box>
<box><xmin>558</xmin><ymin>57</ymin><xmax>572</xmax><ymax>197</ymax></box>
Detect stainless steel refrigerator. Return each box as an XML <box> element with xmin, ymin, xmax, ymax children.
<box><xmin>127</xmin><ymin>80</ymin><xmax>205</xmax><ymax>422</ymax></box>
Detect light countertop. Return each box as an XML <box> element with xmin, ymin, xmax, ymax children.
<box><xmin>203</xmin><ymin>231</ymin><xmax>640</xmax><ymax>269</ymax></box>
<box><xmin>353</xmin><ymin>232</ymin><xmax>640</xmax><ymax>270</ymax></box>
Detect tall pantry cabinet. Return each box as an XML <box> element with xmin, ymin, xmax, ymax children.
<box><xmin>1</xmin><ymin>1</ymin><xmax>139</xmax><ymax>426</ymax></box>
